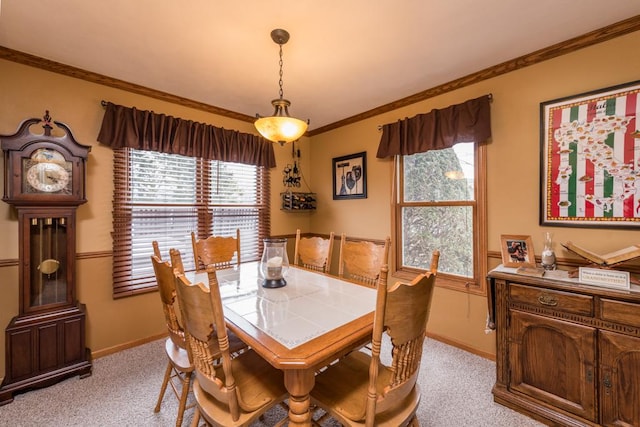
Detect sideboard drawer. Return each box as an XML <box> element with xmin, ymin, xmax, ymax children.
<box><xmin>509</xmin><ymin>283</ymin><xmax>594</xmax><ymax>316</ymax></box>
<box><xmin>600</xmin><ymin>298</ymin><xmax>640</xmax><ymax>328</ymax></box>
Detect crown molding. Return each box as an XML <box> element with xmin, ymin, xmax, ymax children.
<box><xmin>309</xmin><ymin>14</ymin><xmax>640</xmax><ymax>136</ymax></box>
<box><xmin>0</xmin><ymin>46</ymin><xmax>255</xmax><ymax>123</ymax></box>
<box><xmin>2</xmin><ymin>14</ymin><xmax>639</xmax><ymax>136</ymax></box>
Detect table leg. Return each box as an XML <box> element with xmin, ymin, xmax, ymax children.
<box><xmin>283</xmin><ymin>368</ymin><xmax>315</xmax><ymax>427</ymax></box>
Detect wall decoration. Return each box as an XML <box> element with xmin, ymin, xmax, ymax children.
<box><xmin>540</xmin><ymin>80</ymin><xmax>640</xmax><ymax>228</ymax></box>
<box><xmin>500</xmin><ymin>234</ymin><xmax>536</xmax><ymax>268</ymax></box>
<box><xmin>282</xmin><ymin>141</ymin><xmax>302</xmax><ymax>188</ymax></box>
<box><xmin>332</xmin><ymin>151</ymin><xmax>367</xmax><ymax>200</ymax></box>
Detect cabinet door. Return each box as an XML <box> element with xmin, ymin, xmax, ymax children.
<box><xmin>600</xmin><ymin>330</ymin><xmax>640</xmax><ymax>427</ymax></box>
<box><xmin>509</xmin><ymin>310</ymin><xmax>597</xmax><ymax>421</ymax></box>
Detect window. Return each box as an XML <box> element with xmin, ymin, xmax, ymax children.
<box><xmin>394</xmin><ymin>142</ymin><xmax>487</xmax><ymax>293</ymax></box>
<box><xmin>112</xmin><ymin>148</ymin><xmax>270</xmax><ymax>297</ymax></box>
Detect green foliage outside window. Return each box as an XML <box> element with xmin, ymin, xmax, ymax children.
<box><xmin>401</xmin><ymin>143</ymin><xmax>475</xmax><ymax>277</ymax></box>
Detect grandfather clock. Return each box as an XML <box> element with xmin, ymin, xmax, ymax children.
<box><xmin>0</xmin><ymin>112</ymin><xmax>92</xmax><ymax>404</ymax></box>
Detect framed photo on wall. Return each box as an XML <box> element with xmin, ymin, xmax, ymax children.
<box><xmin>540</xmin><ymin>79</ymin><xmax>640</xmax><ymax>228</ymax></box>
<box><xmin>332</xmin><ymin>151</ymin><xmax>367</xmax><ymax>200</ymax></box>
<box><xmin>500</xmin><ymin>235</ymin><xmax>536</xmax><ymax>268</ymax></box>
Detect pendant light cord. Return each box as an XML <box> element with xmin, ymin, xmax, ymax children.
<box><xmin>278</xmin><ymin>43</ymin><xmax>284</xmax><ymax>100</ymax></box>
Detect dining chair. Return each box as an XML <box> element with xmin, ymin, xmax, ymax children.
<box><xmin>293</xmin><ymin>229</ymin><xmax>335</xmax><ymax>273</ymax></box>
<box><xmin>311</xmin><ymin>250</ymin><xmax>440</xmax><ymax>427</ymax></box>
<box><xmin>173</xmin><ymin>264</ymin><xmax>289</xmax><ymax>427</ymax></box>
<box><xmin>338</xmin><ymin>234</ymin><xmax>390</xmax><ymax>287</ymax></box>
<box><xmin>191</xmin><ymin>229</ymin><xmax>241</xmax><ymax>272</ymax></box>
<box><xmin>152</xmin><ymin>245</ymin><xmax>248</xmax><ymax>426</ymax></box>
<box><xmin>169</xmin><ymin>248</ymin><xmax>248</xmax><ymax>358</ymax></box>
<box><xmin>150</xmin><ymin>243</ymin><xmax>194</xmax><ymax>427</ymax></box>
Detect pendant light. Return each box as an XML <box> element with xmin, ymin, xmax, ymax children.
<box><xmin>255</xmin><ymin>29</ymin><xmax>309</xmax><ymax>145</ymax></box>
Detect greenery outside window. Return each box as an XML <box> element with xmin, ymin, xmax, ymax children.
<box><xmin>111</xmin><ymin>148</ymin><xmax>270</xmax><ymax>298</ymax></box>
<box><xmin>394</xmin><ymin>142</ymin><xmax>487</xmax><ymax>294</ymax></box>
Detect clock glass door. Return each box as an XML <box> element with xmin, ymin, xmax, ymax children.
<box><xmin>28</xmin><ymin>216</ymin><xmax>69</xmax><ymax>308</ymax></box>
<box><xmin>22</xmin><ymin>148</ymin><xmax>73</xmax><ymax>195</ymax></box>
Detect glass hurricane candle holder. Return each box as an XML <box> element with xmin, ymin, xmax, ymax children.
<box><xmin>260</xmin><ymin>238</ymin><xmax>289</xmax><ymax>288</ymax></box>
<box><xmin>541</xmin><ymin>232</ymin><xmax>557</xmax><ymax>270</ymax></box>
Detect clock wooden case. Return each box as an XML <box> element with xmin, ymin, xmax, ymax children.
<box><xmin>3</xmin><ymin>115</ymin><xmax>88</xmax><ymax>205</ymax></box>
<box><xmin>0</xmin><ymin>112</ymin><xmax>92</xmax><ymax>405</ymax></box>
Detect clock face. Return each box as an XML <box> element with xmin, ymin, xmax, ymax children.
<box><xmin>22</xmin><ymin>149</ymin><xmax>73</xmax><ymax>194</ymax></box>
<box><xmin>26</xmin><ymin>162</ymin><xmax>70</xmax><ymax>193</ymax></box>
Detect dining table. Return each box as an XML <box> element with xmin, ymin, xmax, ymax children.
<box><xmin>190</xmin><ymin>261</ymin><xmax>377</xmax><ymax>427</ymax></box>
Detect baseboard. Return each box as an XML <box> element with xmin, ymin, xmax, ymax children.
<box><xmin>91</xmin><ymin>332</ymin><xmax>168</xmax><ymax>360</ymax></box>
<box><xmin>0</xmin><ymin>333</ymin><xmax>168</xmax><ymax>383</ymax></box>
<box><xmin>426</xmin><ymin>331</ymin><xmax>496</xmax><ymax>362</ymax></box>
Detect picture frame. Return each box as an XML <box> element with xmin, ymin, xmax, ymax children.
<box><xmin>500</xmin><ymin>235</ymin><xmax>536</xmax><ymax>268</ymax></box>
<box><xmin>540</xmin><ymin>79</ymin><xmax>640</xmax><ymax>228</ymax></box>
<box><xmin>332</xmin><ymin>151</ymin><xmax>367</xmax><ymax>200</ymax></box>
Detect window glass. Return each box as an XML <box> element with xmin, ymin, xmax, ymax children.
<box><xmin>402</xmin><ymin>206</ymin><xmax>473</xmax><ymax>277</ymax></box>
<box><xmin>396</xmin><ymin>142</ymin><xmax>485</xmax><ymax>292</ymax></box>
<box><xmin>403</xmin><ymin>143</ymin><xmax>474</xmax><ymax>202</ymax></box>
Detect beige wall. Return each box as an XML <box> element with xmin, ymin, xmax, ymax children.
<box><xmin>1</xmin><ymin>29</ymin><xmax>640</xmax><ymax>378</ymax></box>
<box><xmin>0</xmin><ymin>60</ymin><xmax>312</xmax><ymax>379</ymax></box>
<box><xmin>307</xmin><ymin>30</ymin><xmax>640</xmax><ymax>356</ymax></box>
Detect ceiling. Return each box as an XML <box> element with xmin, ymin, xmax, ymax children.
<box><xmin>1</xmin><ymin>1</ymin><xmax>640</xmax><ymax>134</ymax></box>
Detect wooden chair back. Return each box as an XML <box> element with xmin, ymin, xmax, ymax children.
<box><xmin>365</xmin><ymin>250</ymin><xmax>440</xmax><ymax>424</ymax></box>
<box><xmin>191</xmin><ymin>230</ymin><xmax>241</xmax><ymax>272</ymax></box>
<box><xmin>293</xmin><ymin>230</ymin><xmax>335</xmax><ymax>273</ymax></box>
<box><xmin>173</xmin><ymin>265</ymin><xmax>244</xmax><ymax>419</ymax></box>
<box><xmin>151</xmin><ymin>242</ymin><xmax>185</xmax><ymax>349</ymax></box>
<box><xmin>152</xmin><ymin>240</ymin><xmax>162</xmax><ymax>259</ymax></box>
<box><xmin>338</xmin><ymin>234</ymin><xmax>390</xmax><ymax>287</ymax></box>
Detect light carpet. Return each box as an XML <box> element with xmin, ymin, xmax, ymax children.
<box><xmin>0</xmin><ymin>338</ymin><xmax>545</xmax><ymax>426</ymax></box>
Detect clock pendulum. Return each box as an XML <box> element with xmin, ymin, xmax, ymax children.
<box><xmin>34</xmin><ymin>217</ymin><xmax>64</xmax><ymax>306</ymax></box>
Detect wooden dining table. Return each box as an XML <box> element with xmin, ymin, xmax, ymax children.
<box><xmin>191</xmin><ymin>261</ymin><xmax>377</xmax><ymax>427</ymax></box>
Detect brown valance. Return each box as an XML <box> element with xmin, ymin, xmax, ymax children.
<box><xmin>97</xmin><ymin>102</ymin><xmax>276</xmax><ymax>168</ymax></box>
<box><xmin>376</xmin><ymin>94</ymin><xmax>492</xmax><ymax>158</ymax></box>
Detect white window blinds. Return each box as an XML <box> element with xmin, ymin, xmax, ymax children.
<box><xmin>112</xmin><ymin>148</ymin><xmax>270</xmax><ymax>297</ymax></box>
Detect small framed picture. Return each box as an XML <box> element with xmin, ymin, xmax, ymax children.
<box><xmin>332</xmin><ymin>151</ymin><xmax>367</xmax><ymax>200</ymax></box>
<box><xmin>500</xmin><ymin>235</ymin><xmax>536</xmax><ymax>268</ymax></box>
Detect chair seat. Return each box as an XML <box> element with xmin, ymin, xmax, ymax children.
<box><xmin>195</xmin><ymin>349</ymin><xmax>288</xmax><ymax>426</ymax></box>
<box><xmin>312</xmin><ymin>350</ymin><xmax>421</xmax><ymax>426</ymax></box>
<box><xmin>228</xmin><ymin>330</ymin><xmax>249</xmax><ymax>356</ymax></box>
<box><xmin>206</xmin><ymin>329</ymin><xmax>250</xmax><ymax>361</ymax></box>
<box><xmin>163</xmin><ymin>323</ymin><xmax>247</xmax><ymax>373</ymax></box>
<box><xmin>164</xmin><ymin>338</ymin><xmax>192</xmax><ymax>372</ymax></box>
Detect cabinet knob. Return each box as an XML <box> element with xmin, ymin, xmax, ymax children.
<box><xmin>537</xmin><ymin>294</ymin><xmax>558</xmax><ymax>306</ymax></box>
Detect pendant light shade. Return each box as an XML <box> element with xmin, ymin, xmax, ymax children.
<box><xmin>255</xmin><ymin>99</ymin><xmax>308</xmax><ymax>144</ymax></box>
<box><xmin>255</xmin><ymin>29</ymin><xmax>309</xmax><ymax>145</ymax></box>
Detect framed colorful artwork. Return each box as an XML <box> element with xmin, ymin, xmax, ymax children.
<box><xmin>332</xmin><ymin>151</ymin><xmax>367</xmax><ymax>200</ymax></box>
<box><xmin>540</xmin><ymin>79</ymin><xmax>640</xmax><ymax>228</ymax></box>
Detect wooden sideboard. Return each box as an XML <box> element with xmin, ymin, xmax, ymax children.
<box><xmin>487</xmin><ymin>266</ymin><xmax>640</xmax><ymax>427</ymax></box>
